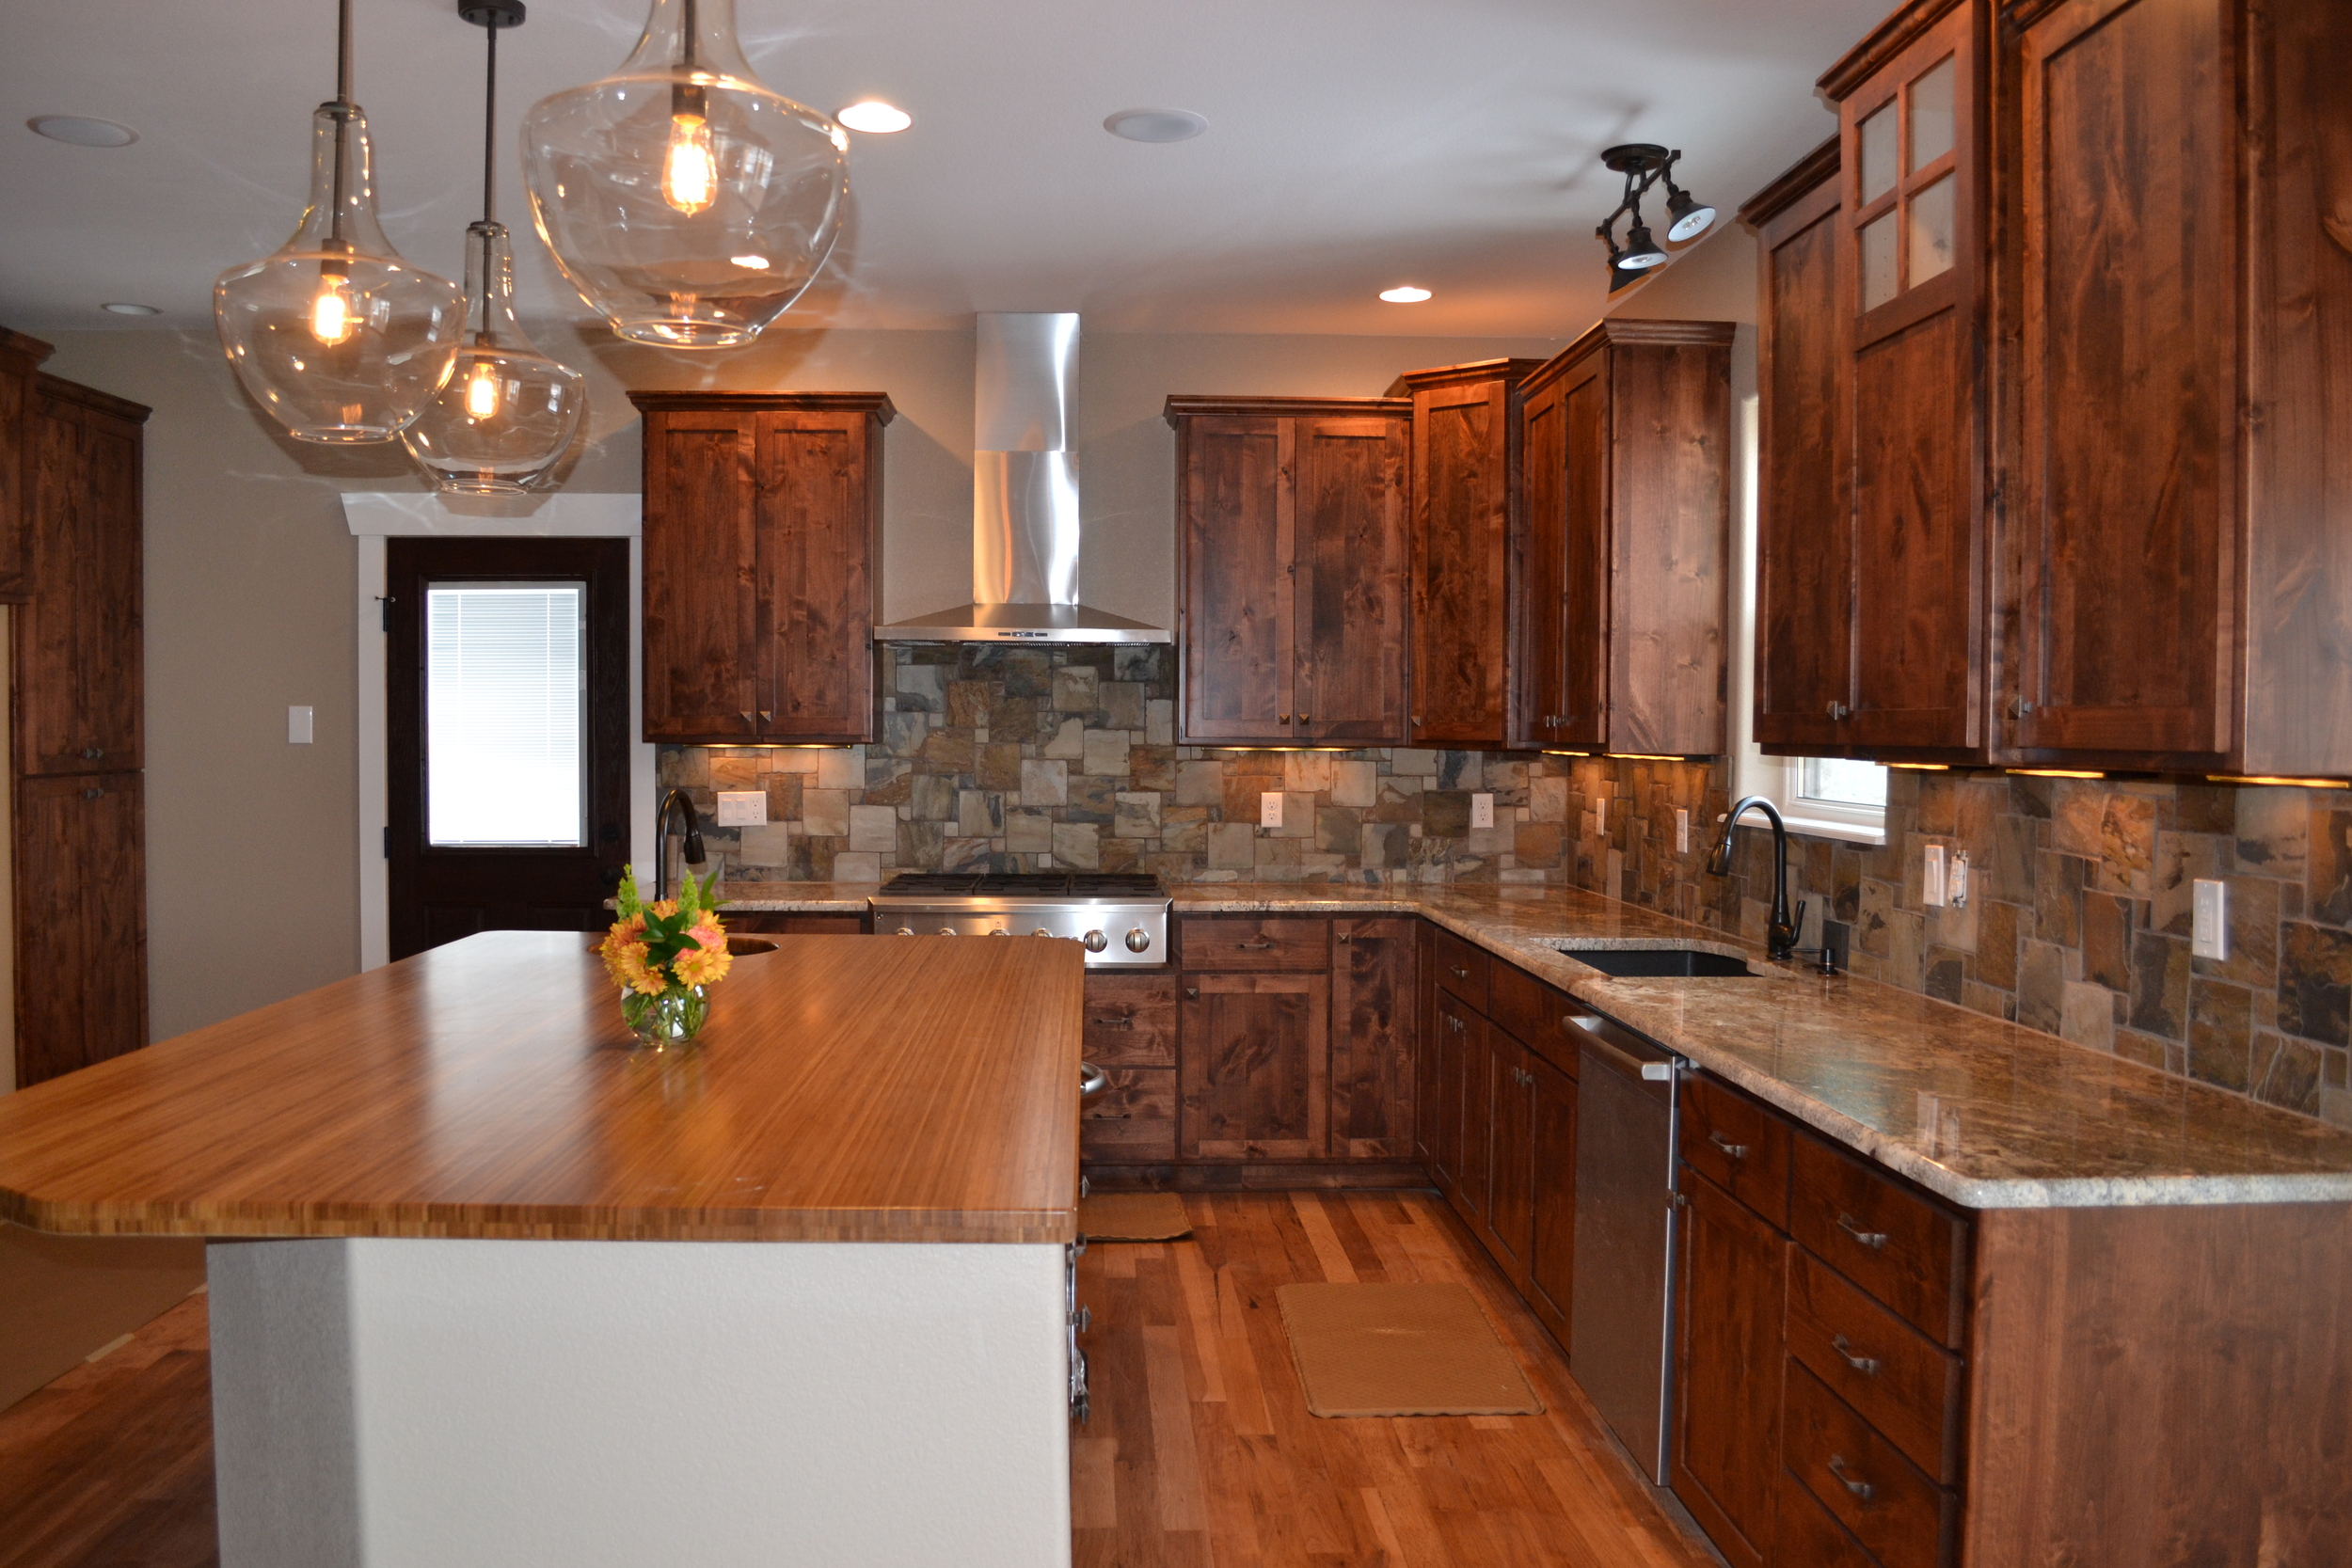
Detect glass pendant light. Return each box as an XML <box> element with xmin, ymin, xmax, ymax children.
<box><xmin>520</xmin><ymin>0</ymin><xmax>849</xmax><ymax>348</ymax></box>
<box><xmin>214</xmin><ymin>0</ymin><xmax>466</xmax><ymax>442</ymax></box>
<box><xmin>404</xmin><ymin>3</ymin><xmax>586</xmax><ymax>494</ymax></box>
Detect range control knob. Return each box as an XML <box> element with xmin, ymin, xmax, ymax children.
<box><xmin>939</xmin><ymin>927</ymin><xmax>958</xmax><ymax>937</ymax></box>
<box><xmin>992</xmin><ymin>928</ymin><xmax>1011</xmax><ymax>937</ymax></box>
<box><xmin>1033</xmin><ymin>927</ymin><xmax>1054</xmax><ymax>938</ymax></box>
<box><xmin>1082</xmin><ymin>929</ymin><xmax>1109</xmax><ymax>952</ymax></box>
<box><xmin>1124</xmin><ymin>927</ymin><xmax>1152</xmax><ymax>953</ymax></box>
<box><xmin>895</xmin><ymin>927</ymin><xmax>914</xmax><ymax>937</ymax></box>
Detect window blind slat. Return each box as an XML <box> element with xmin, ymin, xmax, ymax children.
<box><xmin>425</xmin><ymin>584</ymin><xmax>587</xmax><ymax>847</ymax></box>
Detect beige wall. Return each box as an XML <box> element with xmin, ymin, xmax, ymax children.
<box><xmin>37</xmin><ymin>320</ymin><xmax>1565</xmax><ymax>1040</ymax></box>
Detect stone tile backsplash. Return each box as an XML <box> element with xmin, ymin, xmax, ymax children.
<box><xmin>660</xmin><ymin>642</ymin><xmax>2351</xmax><ymax>1131</ymax></box>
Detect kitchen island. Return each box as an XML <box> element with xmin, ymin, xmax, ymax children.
<box><xmin>0</xmin><ymin>930</ymin><xmax>1087</xmax><ymax>1568</ymax></box>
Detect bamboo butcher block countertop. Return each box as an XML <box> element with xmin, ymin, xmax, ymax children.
<box><xmin>0</xmin><ymin>932</ymin><xmax>1085</xmax><ymax>1244</ymax></box>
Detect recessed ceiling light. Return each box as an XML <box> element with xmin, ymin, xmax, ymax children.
<box><xmin>101</xmin><ymin>302</ymin><xmax>161</xmax><ymax>316</ymax></box>
<box><xmin>836</xmin><ymin>101</ymin><xmax>912</xmax><ymax>134</ymax></box>
<box><xmin>1378</xmin><ymin>286</ymin><xmax>1432</xmax><ymax>304</ymax></box>
<box><xmin>28</xmin><ymin>115</ymin><xmax>138</xmax><ymax>148</ymax></box>
<box><xmin>1104</xmin><ymin>108</ymin><xmax>1208</xmax><ymax>144</ymax></box>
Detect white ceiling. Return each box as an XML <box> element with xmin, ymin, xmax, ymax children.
<box><xmin>0</xmin><ymin>0</ymin><xmax>1867</xmax><ymax>339</ymax></box>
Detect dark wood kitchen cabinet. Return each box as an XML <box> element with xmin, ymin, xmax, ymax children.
<box><xmin>1524</xmin><ymin>1052</ymin><xmax>1578</xmax><ymax>1349</ymax></box>
<box><xmin>0</xmin><ymin>326</ymin><xmax>54</xmax><ymax>604</ymax></box>
<box><xmin>1480</xmin><ymin>1027</ymin><xmax>1537</xmax><ymax>1287</ymax></box>
<box><xmin>1513</xmin><ymin>319</ymin><xmax>1734</xmax><ymax>755</ymax></box>
<box><xmin>630</xmin><ymin>391</ymin><xmax>891</xmax><ymax>746</ymax></box>
<box><xmin>2003</xmin><ymin>0</ymin><xmax>2352</xmax><ymax>773</ymax></box>
<box><xmin>1741</xmin><ymin>138</ymin><xmax>1853</xmax><ymax>758</ymax></box>
<box><xmin>1177</xmin><ymin>971</ymin><xmax>1328</xmax><ymax>1161</ymax></box>
<box><xmin>1673</xmin><ymin>1167</ymin><xmax>1788</xmax><ymax>1568</ymax></box>
<box><xmin>1167</xmin><ymin>397</ymin><xmax>1411</xmax><ymax>745</ymax></box>
<box><xmin>19</xmin><ymin>377</ymin><xmax>145</xmax><ymax>777</ymax></box>
<box><xmin>1401</xmin><ymin>358</ymin><xmax>1543</xmax><ymax>748</ymax></box>
<box><xmin>1815</xmin><ymin>0</ymin><xmax>1994</xmax><ymax>762</ymax></box>
<box><xmin>14</xmin><ymin>772</ymin><xmax>148</xmax><ymax>1085</ymax></box>
<box><xmin>1328</xmin><ymin>917</ymin><xmax>1418</xmax><ymax>1158</ymax></box>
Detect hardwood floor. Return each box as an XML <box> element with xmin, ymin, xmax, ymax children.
<box><xmin>0</xmin><ymin>1194</ymin><xmax>1717</xmax><ymax>1568</ymax></box>
<box><xmin>1073</xmin><ymin>1191</ymin><xmax>1720</xmax><ymax>1567</ymax></box>
<box><xmin>0</xmin><ymin>1291</ymin><xmax>215</xmax><ymax>1568</ymax></box>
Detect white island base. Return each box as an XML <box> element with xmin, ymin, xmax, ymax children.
<box><xmin>206</xmin><ymin>1237</ymin><xmax>1073</xmax><ymax>1568</ymax></box>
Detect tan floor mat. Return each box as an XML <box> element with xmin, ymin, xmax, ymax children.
<box><xmin>1078</xmin><ymin>1191</ymin><xmax>1195</xmax><ymax>1242</ymax></box>
<box><xmin>1277</xmin><ymin>1281</ymin><xmax>1544</xmax><ymax>1418</ymax></box>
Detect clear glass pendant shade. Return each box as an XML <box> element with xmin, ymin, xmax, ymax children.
<box><xmin>520</xmin><ymin>0</ymin><xmax>848</xmax><ymax>348</ymax></box>
<box><xmin>214</xmin><ymin>103</ymin><xmax>466</xmax><ymax>442</ymax></box>
<box><xmin>403</xmin><ymin>223</ymin><xmax>587</xmax><ymax>494</ymax></box>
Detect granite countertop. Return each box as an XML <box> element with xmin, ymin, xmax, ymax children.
<box><xmin>708</xmin><ymin>880</ymin><xmax>878</xmax><ymax>912</ymax></box>
<box><xmin>1172</xmin><ymin>882</ymin><xmax>2352</xmax><ymax>1210</ymax></box>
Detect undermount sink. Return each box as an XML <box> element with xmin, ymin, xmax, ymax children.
<box><xmin>1565</xmin><ymin>947</ymin><xmax>1759</xmax><ymax>978</ymax></box>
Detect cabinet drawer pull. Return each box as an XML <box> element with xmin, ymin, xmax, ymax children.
<box><xmin>1835</xmin><ymin>1213</ymin><xmax>1889</xmax><ymax>1250</ymax></box>
<box><xmin>1090</xmin><ymin>1015</ymin><xmax>1134</xmax><ymax>1030</ymax></box>
<box><xmin>1707</xmin><ymin>1131</ymin><xmax>1748</xmax><ymax>1161</ymax></box>
<box><xmin>1827</xmin><ymin>701</ymin><xmax>1851</xmax><ymax>721</ymax></box>
<box><xmin>81</xmin><ymin>747</ymin><xmax>104</xmax><ymax>760</ymax></box>
<box><xmin>83</xmin><ymin>787</ymin><xmax>103</xmax><ymax>800</ymax></box>
<box><xmin>1830</xmin><ymin>1334</ymin><xmax>1880</xmax><ymax>1375</ymax></box>
<box><xmin>1449</xmin><ymin>965</ymin><xmax>1470</xmax><ymax>979</ymax></box>
<box><xmin>1826</xmin><ymin>1454</ymin><xmax>1874</xmax><ymax>1500</ymax></box>
<box><xmin>1237</xmin><ymin>937</ymin><xmax>1276</xmax><ymax>950</ymax></box>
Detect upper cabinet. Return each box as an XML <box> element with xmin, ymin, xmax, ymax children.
<box><xmin>1513</xmin><ymin>320</ymin><xmax>1735</xmax><ymax>757</ymax></box>
<box><xmin>0</xmin><ymin>326</ymin><xmax>55</xmax><ymax>605</ymax></box>
<box><xmin>1820</xmin><ymin>0</ymin><xmax>1993</xmax><ymax>761</ymax></box>
<box><xmin>631</xmin><ymin>391</ymin><xmax>891</xmax><ymax>747</ymax></box>
<box><xmin>1403</xmin><ymin>359</ymin><xmax>1544</xmax><ymax>749</ymax></box>
<box><xmin>1167</xmin><ymin>396</ymin><xmax>1411</xmax><ymax>746</ymax></box>
<box><xmin>2004</xmin><ymin>0</ymin><xmax>2352</xmax><ymax>773</ymax></box>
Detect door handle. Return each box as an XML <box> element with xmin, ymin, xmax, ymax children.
<box><xmin>1835</xmin><ymin>1212</ymin><xmax>1889</xmax><ymax>1251</ymax></box>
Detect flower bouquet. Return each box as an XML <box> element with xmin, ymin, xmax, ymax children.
<box><xmin>599</xmin><ymin>865</ymin><xmax>732</xmax><ymax>1047</ymax></box>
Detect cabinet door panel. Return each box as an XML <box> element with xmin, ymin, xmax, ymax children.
<box><xmin>1179</xmin><ymin>973</ymin><xmax>1327</xmax><ymax>1160</ymax></box>
<box><xmin>16</xmin><ymin>772</ymin><xmax>147</xmax><ymax>1085</ymax></box>
<box><xmin>1329</xmin><ymin>918</ymin><xmax>1418</xmax><ymax>1158</ymax></box>
<box><xmin>1482</xmin><ymin>1033</ymin><xmax>1535</xmax><ymax>1284</ymax></box>
<box><xmin>1434</xmin><ymin>990</ymin><xmax>1485</xmax><ymax>1222</ymax></box>
<box><xmin>0</xmin><ymin>330</ymin><xmax>52</xmax><ymax>601</ymax></box>
<box><xmin>1081</xmin><ymin>1067</ymin><xmax>1179</xmax><ymax>1163</ymax></box>
<box><xmin>2014</xmin><ymin>0</ymin><xmax>2233</xmax><ymax>759</ymax></box>
<box><xmin>1848</xmin><ymin>311</ymin><xmax>1978</xmax><ymax>752</ymax></box>
<box><xmin>1755</xmin><ymin>177</ymin><xmax>1852</xmax><ymax>752</ymax></box>
<box><xmin>1294</xmin><ymin>417</ymin><xmax>1409</xmax><ymax>742</ymax></box>
<box><xmin>1415</xmin><ymin>921</ymin><xmax>1449</xmax><ymax>1183</ymax></box>
<box><xmin>1671</xmin><ymin>1171</ymin><xmax>1788</xmax><ymax>1568</ymax></box>
<box><xmin>21</xmin><ymin>389</ymin><xmax>143</xmax><ymax>775</ymax></box>
<box><xmin>1526</xmin><ymin>1054</ymin><xmax>1577</xmax><ymax>1346</ymax></box>
<box><xmin>1410</xmin><ymin>386</ymin><xmax>1511</xmax><ymax>745</ymax></box>
<box><xmin>1181</xmin><ymin>418</ymin><xmax>1294</xmax><ymax>741</ymax></box>
<box><xmin>643</xmin><ymin>412</ymin><xmax>759</xmax><ymax>742</ymax></box>
<box><xmin>756</xmin><ymin>414</ymin><xmax>875</xmax><ymax>742</ymax></box>
<box><xmin>1516</xmin><ymin>377</ymin><xmax>1567</xmax><ymax>749</ymax></box>
<box><xmin>1557</xmin><ymin>361</ymin><xmax>1613</xmax><ymax>749</ymax></box>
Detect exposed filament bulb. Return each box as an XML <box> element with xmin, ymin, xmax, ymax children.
<box><xmin>662</xmin><ymin>112</ymin><xmax>716</xmax><ymax>215</ymax></box>
<box><xmin>310</xmin><ymin>264</ymin><xmax>357</xmax><ymax>346</ymax></box>
<box><xmin>464</xmin><ymin>361</ymin><xmax>501</xmax><ymax>420</ymax></box>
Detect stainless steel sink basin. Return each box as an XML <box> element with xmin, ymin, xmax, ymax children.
<box><xmin>1566</xmin><ymin>947</ymin><xmax>1758</xmax><ymax>978</ymax></box>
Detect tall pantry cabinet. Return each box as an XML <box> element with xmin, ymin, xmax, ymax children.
<box><xmin>0</xmin><ymin>327</ymin><xmax>150</xmax><ymax>1087</ymax></box>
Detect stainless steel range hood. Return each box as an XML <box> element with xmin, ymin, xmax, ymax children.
<box><xmin>876</xmin><ymin>312</ymin><xmax>1168</xmax><ymax>643</ymax></box>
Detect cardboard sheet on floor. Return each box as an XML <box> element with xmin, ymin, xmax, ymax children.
<box><xmin>1277</xmin><ymin>1281</ymin><xmax>1543</xmax><ymax>1418</ymax></box>
<box><xmin>1077</xmin><ymin>1191</ymin><xmax>1193</xmax><ymax>1242</ymax></box>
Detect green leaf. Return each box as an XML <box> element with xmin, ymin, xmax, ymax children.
<box><xmin>614</xmin><ymin>864</ymin><xmax>642</xmax><ymax>919</ymax></box>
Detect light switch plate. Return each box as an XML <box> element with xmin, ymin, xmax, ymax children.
<box><xmin>1923</xmin><ymin>843</ymin><xmax>1947</xmax><ymax>907</ymax></box>
<box><xmin>1260</xmin><ymin>791</ymin><xmax>1283</xmax><ymax>830</ymax></box>
<box><xmin>714</xmin><ymin>790</ymin><xmax>767</xmax><ymax>827</ymax></box>
<box><xmin>2192</xmin><ymin>879</ymin><xmax>2228</xmax><ymax>959</ymax></box>
<box><xmin>287</xmin><ymin>705</ymin><xmax>313</xmax><ymax>745</ymax></box>
<box><xmin>1596</xmin><ymin>797</ymin><xmax>1609</xmax><ymax>834</ymax></box>
<box><xmin>1470</xmin><ymin>793</ymin><xmax>1495</xmax><ymax>830</ymax></box>
<box><xmin>1676</xmin><ymin>809</ymin><xmax>1690</xmax><ymax>854</ymax></box>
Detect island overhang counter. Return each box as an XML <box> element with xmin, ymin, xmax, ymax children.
<box><xmin>0</xmin><ymin>930</ymin><xmax>1087</xmax><ymax>1568</ymax></box>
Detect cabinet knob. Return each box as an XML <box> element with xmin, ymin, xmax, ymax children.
<box><xmin>83</xmin><ymin>787</ymin><xmax>103</xmax><ymax>800</ymax></box>
<box><xmin>81</xmin><ymin>747</ymin><xmax>103</xmax><ymax>760</ymax></box>
<box><xmin>759</xmin><ymin>710</ymin><xmax>773</xmax><ymax>722</ymax></box>
<box><xmin>1826</xmin><ymin>702</ymin><xmax>1851</xmax><ymax>721</ymax></box>
<box><xmin>1184</xmin><ymin>987</ymin><xmax>1200</xmax><ymax>1000</ymax></box>
<box><xmin>1297</xmin><ymin>713</ymin><xmax>1310</xmax><ymax>723</ymax></box>
<box><xmin>2009</xmin><ymin>697</ymin><xmax>2036</xmax><ymax>719</ymax></box>
<box><xmin>1279</xmin><ymin>714</ymin><xmax>1290</xmax><ymax>723</ymax></box>
<box><xmin>1335</xmin><ymin>932</ymin><xmax>1350</xmax><ymax>943</ymax></box>
<box><xmin>739</xmin><ymin>710</ymin><xmax>755</xmax><ymax>724</ymax></box>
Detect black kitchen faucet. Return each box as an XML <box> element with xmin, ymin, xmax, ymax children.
<box><xmin>1708</xmin><ymin>795</ymin><xmax>1803</xmax><ymax>963</ymax></box>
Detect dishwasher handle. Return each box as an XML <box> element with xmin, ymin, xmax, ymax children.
<box><xmin>1578</xmin><ymin>1026</ymin><xmax>1676</xmax><ymax>1083</ymax></box>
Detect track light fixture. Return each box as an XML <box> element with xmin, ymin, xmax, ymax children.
<box><xmin>1596</xmin><ymin>143</ymin><xmax>1713</xmax><ymax>291</ymax></box>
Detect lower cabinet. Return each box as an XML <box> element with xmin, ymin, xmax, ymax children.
<box><xmin>15</xmin><ymin>771</ymin><xmax>147</xmax><ymax>1084</ymax></box>
<box><xmin>1672</xmin><ymin>1168</ymin><xmax>1788</xmax><ymax>1568</ymax></box>
<box><xmin>1481</xmin><ymin>1030</ymin><xmax>1537</xmax><ymax>1286</ymax></box>
<box><xmin>1178</xmin><ymin>972</ymin><xmax>1329</xmax><ymax>1160</ymax></box>
<box><xmin>1329</xmin><ymin>917</ymin><xmax>1419</xmax><ymax>1158</ymax></box>
<box><xmin>1080</xmin><ymin>970</ymin><xmax>1179</xmax><ymax>1164</ymax></box>
<box><xmin>1524</xmin><ymin>1053</ymin><xmax>1578</xmax><ymax>1345</ymax></box>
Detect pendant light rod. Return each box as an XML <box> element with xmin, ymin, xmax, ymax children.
<box><xmin>327</xmin><ymin>0</ymin><xmax>355</xmax><ymax>249</ymax></box>
<box><xmin>336</xmin><ymin>0</ymin><xmax>354</xmax><ymax>104</ymax></box>
<box><xmin>483</xmin><ymin>18</ymin><xmax>498</xmax><ymax>223</ymax></box>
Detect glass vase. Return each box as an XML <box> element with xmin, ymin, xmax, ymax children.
<box><xmin>623</xmin><ymin>983</ymin><xmax>709</xmax><ymax>1048</ymax></box>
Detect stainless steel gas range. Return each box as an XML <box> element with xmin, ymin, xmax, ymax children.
<box><xmin>866</xmin><ymin>871</ymin><xmax>1170</xmax><ymax>966</ymax></box>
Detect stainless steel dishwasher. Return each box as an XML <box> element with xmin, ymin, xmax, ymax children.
<box><xmin>1567</xmin><ymin>1007</ymin><xmax>1684</xmax><ymax>1483</ymax></box>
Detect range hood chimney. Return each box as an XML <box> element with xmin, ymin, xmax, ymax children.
<box><xmin>876</xmin><ymin>312</ymin><xmax>1168</xmax><ymax>643</ymax></box>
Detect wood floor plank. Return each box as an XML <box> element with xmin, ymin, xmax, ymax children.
<box><xmin>1288</xmin><ymin>1193</ymin><xmax>1359</xmax><ymax>1284</ymax></box>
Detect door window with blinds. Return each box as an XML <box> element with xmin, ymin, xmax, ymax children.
<box><xmin>424</xmin><ymin>581</ymin><xmax>588</xmax><ymax>847</ymax></box>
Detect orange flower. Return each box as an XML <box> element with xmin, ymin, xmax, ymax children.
<box><xmin>673</xmin><ymin>940</ymin><xmax>732</xmax><ymax>989</ymax></box>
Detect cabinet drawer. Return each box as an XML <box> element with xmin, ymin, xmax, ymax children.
<box><xmin>1680</xmin><ymin>1074</ymin><xmax>1790</xmax><ymax>1228</ymax></box>
<box><xmin>1432</xmin><ymin>927</ymin><xmax>1491</xmax><ymax>1011</ymax></box>
<box><xmin>1080</xmin><ymin>1068</ymin><xmax>1178</xmax><ymax>1162</ymax></box>
<box><xmin>726</xmin><ymin>912</ymin><xmax>867</xmax><ymax>935</ymax></box>
<box><xmin>1487</xmin><ymin>961</ymin><xmax>1580</xmax><ymax>1077</ymax></box>
<box><xmin>1082</xmin><ymin>970</ymin><xmax>1178</xmax><ymax>1066</ymax></box>
<box><xmin>1177</xmin><ymin>916</ymin><xmax>1329</xmax><ymax>972</ymax></box>
<box><xmin>1787</xmin><ymin>1248</ymin><xmax>1962</xmax><ymax>1483</ymax></box>
<box><xmin>1775</xmin><ymin>1465</ymin><xmax>1883</xmax><ymax>1568</ymax></box>
<box><xmin>1784</xmin><ymin>1362</ymin><xmax>1956</xmax><ymax>1568</ymax></box>
<box><xmin>1790</xmin><ymin>1134</ymin><xmax>1969</xmax><ymax>1348</ymax></box>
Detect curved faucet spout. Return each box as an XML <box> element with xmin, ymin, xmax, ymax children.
<box><xmin>655</xmin><ymin>788</ymin><xmax>705</xmax><ymax>904</ymax></box>
<box><xmin>1708</xmin><ymin>795</ymin><xmax>1802</xmax><ymax>961</ymax></box>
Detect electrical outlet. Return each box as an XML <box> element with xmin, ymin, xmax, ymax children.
<box><xmin>1676</xmin><ymin>808</ymin><xmax>1690</xmax><ymax>854</ymax></box>
<box><xmin>1470</xmin><ymin>792</ymin><xmax>1495</xmax><ymax>830</ymax></box>
<box><xmin>1596</xmin><ymin>797</ymin><xmax>1609</xmax><ymax>834</ymax></box>
<box><xmin>2192</xmin><ymin>879</ymin><xmax>2228</xmax><ymax>960</ymax></box>
<box><xmin>1923</xmin><ymin>843</ymin><xmax>1947</xmax><ymax>908</ymax></box>
<box><xmin>287</xmin><ymin>705</ymin><xmax>313</xmax><ymax>745</ymax></box>
<box><xmin>714</xmin><ymin>790</ymin><xmax>767</xmax><ymax>827</ymax></box>
<box><xmin>1948</xmin><ymin>849</ymin><xmax>1970</xmax><ymax>908</ymax></box>
<box><xmin>1260</xmin><ymin>791</ymin><xmax>1283</xmax><ymax>830</ymax></box>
